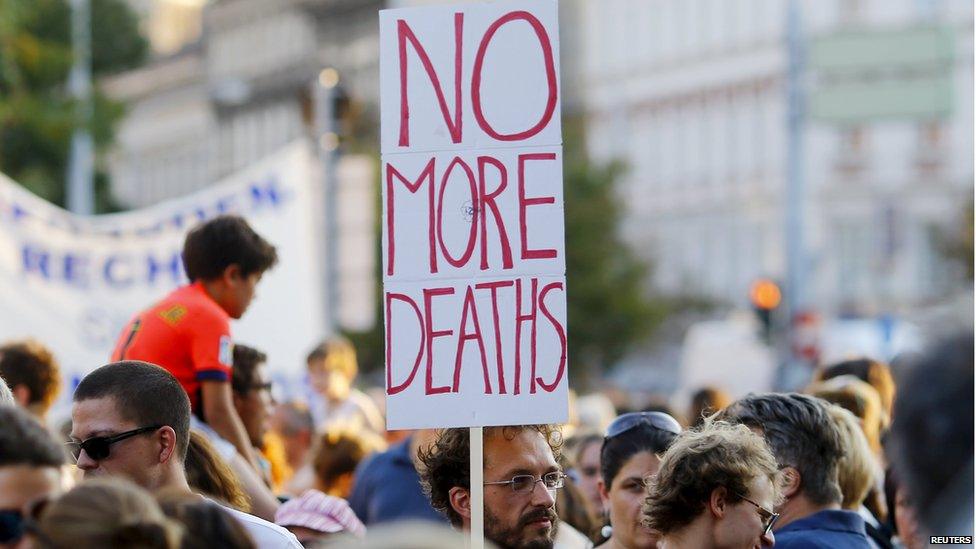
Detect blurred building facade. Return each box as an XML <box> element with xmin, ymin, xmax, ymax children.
<box><xmin>572</xmin><ymin>0</ymin><xmax>973</xmax><ymax>317</ymax></box>
<box><xmin>105</xmin><ymin>0</ymin><xmax>973</xmax><ymax>326</ymax></box>
<box><xmin>105</xmin><ymin>0</ymin><xmax>381</xmax><ymax>206</ymax></box>
<box><xmin>104</xmin><ymin>0</ymin><xmax>381</xmax><ymax>331</ymax></box>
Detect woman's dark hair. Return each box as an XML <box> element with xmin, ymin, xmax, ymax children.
<box><xmin>600</xmin><ymin>421</ymin><xmax>678</xmax><ymax>487</ymax></box>
<box><xmin>182</xmin><ymin>215</ymin><xmax>278</xmax><ymax>282</ymax></box>
<box><xmin>157</xmin><ymin>490</ymin><xmax>255</xmax><ymax>549</ymax></box>
<box><xmin>36</xmin><ymin>478</ymin><xmax>183</xmax><ymax>549</ymax></box>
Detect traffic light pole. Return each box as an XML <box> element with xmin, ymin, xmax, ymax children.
<box><xmin>315</xmin><ymin>71</ymin><xmax>340</xmax><ymax>334</ymax></box>
<box><xmin>782</xmin><ymin>0</ymin><xmax>808</xmax><ymax>388</ymax></box>
<box><xmin>67</xmin><ymin>0</ymin><xmax>94</xmax><ymax>215</ymax></box>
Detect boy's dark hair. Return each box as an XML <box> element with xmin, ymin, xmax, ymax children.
<box><xmin>418</xmin><ymin>425</ymin><xmax>562</xmax><ymax>527</ymax></box>
<box><xmin>231</xmin><ymin>344</ymin><xmax>267</xmax><ymax>396</ymax></box>
<box><xmin>158</xmin><ymin>491</ymin><xmax>256</xmax><ymax>549</ymax></box>
<box><xmin>182</xmin><ymin>215</ymin><xmax>278</xmax><ymax>282</ymax></box>
<box><xmin>720</xmin><ymin>393</ymin><xmax>844</xmax><ymax>506</ymax></box>
<box><xmin>74</xmin><ymin>361</ymin><xmax>191</xmax><ymax>462</ymax></box>
<box><xmin>0</xmin><ymin>339</ymin><xmax>62</xmax><ymax>413</ymax></box>
<box><xmin>0</xmin><ymin>406</ymin><xmax>64</xmax><ymax>467</ymax></box>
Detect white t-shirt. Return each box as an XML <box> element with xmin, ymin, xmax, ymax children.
<box><xmin>190</xmin><ymin>416</ymin><xmax>237</xmax><ymax>461</ymax></box>
<box><xmin>209</xmin><ymin>498</ymin><xmax>303</xmax><ymax>548</ymax></box>
<box><xmin>554</xmin><ymin>522</ymin><xmax>594</xmax><ymax>549</ymax></box>
<box><xmin>310</xmin><ymin>388</ymin><xmax>384</xmax><ymax>433</ymax></box>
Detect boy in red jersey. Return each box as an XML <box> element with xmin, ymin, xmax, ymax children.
<box><xmin>112</xmin><ymin>215</ymin><xmax>278</xmax><ymax>473</ymax></box>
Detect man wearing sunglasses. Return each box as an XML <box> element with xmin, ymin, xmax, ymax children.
<box><xmin>231</xmin><ymin>344</ymin><xmax>276</xmax><ymax>477</ymax></box>
<box><xmin>419</xmin><ymin>425</ymin><xmax>564</xmax><ymax>549</ymax></box>
<box><xmin>721</xmin><ymin>393</ymin><xmax>873</xmax><ymax>548</ymax></box>
<box><xmin>644</xmin><ymin>419</ymin><xmax>781</xmax><ymax>549</ymax></box>
<box><xmin>70</xmin><ymin>360</ymin><xmax>302</xmax><ymax>548</ymax></box>
<box><xmin>0</xmin><ymin>406</ymin><xmax>63</xmax><ymax>549</ymax></box>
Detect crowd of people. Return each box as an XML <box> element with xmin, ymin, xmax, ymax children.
<box><xmin>0</xmin><ymin>215</ymin><xmax>971</xmax><ymax>549</ymax></box>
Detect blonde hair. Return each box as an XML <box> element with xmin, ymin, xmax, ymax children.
<box><xmin>815</xmin><ymin>358</ymin><xmax>896</xmax><ymax>424</ymax></box>
<box><xmin>808</xmin><ymin>375</ymin><xmax>886</xmax><ymax>455</ymax></box>
<box><xmin>826</xmin><ymin>405</ymin><xmax>878</xmax><ymax>509</ymax></box>
<box><xmin>306</xmin><ymin>337</ymin><xmax>358</xmax><ymax>379</ymax></box>
<box><xmin>37</xmin><ymin>478</ymin><xmax>183</xmax><ymax>548</ymax></box>
<box><xmin>643</xmin><ymin>419</ymin><xmax>782</xmax><ymax>535</ymax></box>
<box><xmin>185</xmin><ymin>430</ymin><xmax>251</xmax><ymax>512</ymax></box>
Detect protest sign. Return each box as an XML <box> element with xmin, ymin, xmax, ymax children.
<box><xmin>380</xmin><ymin>0</ymin><xmax>568</xmax><ymax>430</ymax></box>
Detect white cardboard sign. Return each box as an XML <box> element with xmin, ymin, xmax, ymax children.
<box><xmin>380</xmin><ymin>0</ymin><xmax>568</xmax><ymax>429</ymax></box>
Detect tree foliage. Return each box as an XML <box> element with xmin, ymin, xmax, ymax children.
<box><xmin>0</xmin><ymin>0</ymin><xmax>146</xmax><ymax>210</ymax></box>
<box><xmin>561</xmin><ymin>117</ymin><xmax>667</xmax><ymax>384</ymax></box>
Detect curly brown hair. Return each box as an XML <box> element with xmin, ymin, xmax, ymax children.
<box><xmin>418</xmin><ymin>425</ymin><xmax>563</xmax><ymax>527</ymax></box>
<box><xmin>643</xmin><ymin>419</ymin><xmax>781</xmax><ymax>535</ymax></box>
<box><xmin>0</xmin><ymin>339</ymin><xmax>61</xmax><ymax>414</ymax></box>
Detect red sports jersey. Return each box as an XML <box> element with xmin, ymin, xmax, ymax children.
<box><xmin>112</xmin><ymin>282</ymin><xmax>233</xmax><ymax>413</ymax></box>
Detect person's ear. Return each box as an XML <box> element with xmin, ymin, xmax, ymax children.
<box><xmin>598</xmin><ymin>478</ymin><xmax>610</xmax><ymax>507</ymax></box>
<box><xmin>11</xmin><ymin>384</ymin><xmax>30</xmax><ymax>407</ymax></box>
<box><xmin>780</xmin><ymin>466</ymin><xmax>802</xmax><ymax>499</ymax></box>
<box><xmin>708</xmin><ymin>486</ymin><xmax>728</xmax><ymax>519</ymax></box>
<box><xmin>223</xmin><ymin>263</ymin><xmax>242</xmax><ymax>284</ymax></box>
<box><xmin>157</xmin><ymin>426</ymin><xmax>178</xmax><ymax>465</ymax></box>
<box><xmin>449</xmin><ymin>487</ymin><xmax>472</xmax><ymax>521</ymax></box>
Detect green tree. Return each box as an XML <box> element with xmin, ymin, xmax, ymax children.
<box><xmin>562</xmin><ymin>117</ymin><xmax>667</xmax><ymax>385</ymax></box>
<box><xmin>0</xmin><ymin>0</ymin><xmax>146</xmax><ymax>211</ymax></box>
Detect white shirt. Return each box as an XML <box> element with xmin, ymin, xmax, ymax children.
<box><xmin>190</xmin><ymin>416</ymin><xmax>237</xmax><ymax>461</ymax></box>
<box><xmin>209</xmin><ymin>499</ymin><xmax>304</xmax><ymax>548</ymax></box>
<box><xmin>554</xmin><ymin>522</ymin><xmax>595</xmax><ymax>549</ymax></box>
<box><xmin>310</xmin><ymin>388</ymin><xmax>384</xmax><ymax>433</ymax></box>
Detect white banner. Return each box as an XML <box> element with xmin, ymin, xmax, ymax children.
<box><xmin>0</xmin><ymin>141</ymin><xmax>326</xmax><ymax>418</ymax></box>
<box><xmin>380</xmin><ymin>0</ymin><xmax>568</xmax><ymax>429</ymax></box>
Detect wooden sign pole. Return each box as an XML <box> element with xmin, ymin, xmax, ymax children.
<box><xmin>469</xmin><ymin>426</ymin><xmax>485</xmax><ymax>549</ymax></box>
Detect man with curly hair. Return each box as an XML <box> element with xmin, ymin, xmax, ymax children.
<box><xmin>644</xmin><ymin>419</ymin><xmax>781</xmax><ymax>548</ymax></box>
<box><xmin>0</xmin><ymin>339</ymin><xmax>61</xmax><ymax>425</ymax></box>
<box><xmin>418</xmin><ymin>425</ymin><xmax>564</xmax><ymax>549</ymax></box>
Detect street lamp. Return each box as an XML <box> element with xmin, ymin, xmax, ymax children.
<box><xmin>319</xmin><ymin>67</ymin><xmax>340</xmax><ymax>89</ymax></box>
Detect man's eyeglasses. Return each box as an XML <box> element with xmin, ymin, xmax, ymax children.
<box><xmin>736</xmin><ymin>493</ymin><xmax>779</xmax><ymax>536</ymax></box>
<box><xmin>484</xmin><ymin>472</ymin><xmax>566</xmax><ymax>493</ymax></box>
<box><xmin>604</xmin><ymin>412</ymin><xmax>682</xmax><ymax>440</ymax></box>
<box><xmin>65</xmin><ymin>425</ymin><xmax>163</xmax><ymax>462</ymax></box>
<box><xmin>249</xmin><ymin>381</ymin><xmax>273</xmax><ymax>393</ymax></box>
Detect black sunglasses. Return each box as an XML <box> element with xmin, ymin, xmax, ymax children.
<box><xmin>0</xmin><ymin>497</ymin><xmax>49</xmax><ymax>544</ymax></box>
<box><xmin>605</xmin><ymin>412</ymin><xmax>682</xmax><ymax>440</ymax></box>
<box><xmin>0</xmin><ymin>510</ymin><xmax>25</xmax><ymax>544</ymax></box>
<box><xmin>65</xmin><ymin>425</ymin><xmax>163</xmax><ymax>462</ymax></box>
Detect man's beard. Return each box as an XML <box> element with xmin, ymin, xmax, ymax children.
<box><xmin>484</xmin><ymin>506</ymin><xmax>559</xmax><ymax>549</ymax></box>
